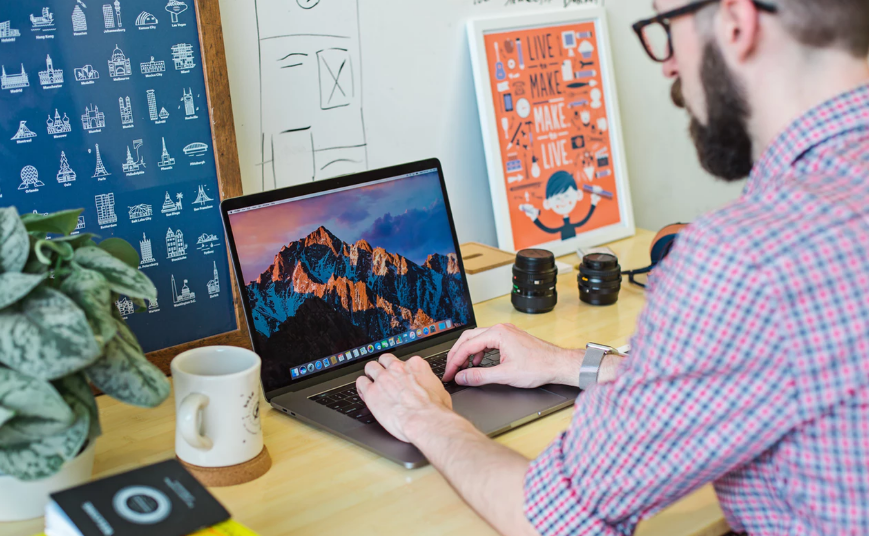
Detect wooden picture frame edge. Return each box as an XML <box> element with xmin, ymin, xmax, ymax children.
<box><xmin>144</xmin><ymin>0</ymin><xmax>252</xmax><ymax>375</ymax></box>
<box><xmin>467</xmin><ymin>7</ymin><xmax>636</xmax><ymax>256</ymax></box>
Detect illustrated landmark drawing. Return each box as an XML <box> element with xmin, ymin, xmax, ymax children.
<box><xmin>11</xmin><ymin>121</ymin><xmax>37</xmax><ymax>141</ymax></box>
<box><xmin>140</xmin><ymin>233</ymin><xmax>156</xmax><ymax>264</ymax></box>
<box><xmin>82</xmin><ymin>103</ymin><xmax>106</xmax><ymax>130</ymax></box>
<box><xmin>207</xmin><ymin>261</ymin><xmax>219</xmax><ymax>296</ymax></box>
<box><xmin>119</xmin><ymin>96</ymin><xmax>133</xmax><ymax>125</ymax></box>
<box><xmin>72</xmin><ymin>5</ymin><xmax>87</xmax><ymax>32</ymax></box>
<box><xmin>162</xmin><ymin>191</ymin><xmax>183</xmax><ymax>213</ymax></box>
<box><xmin>129</xmin><ymin>203</ymin><xmax>153</xmax><ymax>219</ymax></box>
<box><xmin>103</xmin><ymin>1</ymin><xmax>122</xmax><ymax>29</ymax></box>
<box><xmin>95</xmin><ymin>193</ymin><xmax>117</xmax><ymax>225</ymax></box>
<box><xmin>47</xmin><ymin>109</ymin><xmax>72</xmax><ymax>134</ymax></box>
<box><xmin>165</xmin><ymin>0</ymin><xmax>188</xmax><ymax>24</ymax></box>
<box><xmin>92</xmin><ymin>144</ymin><xmax>111</xmax><ymax>178</ymax></box>
<box><xmin>135</xmin><ymin>12</ymin><xmax>158</xmax><ymax>27</ymax></box>
<box><xmin>30</xmin><ymin>7</ymin><xmax>55</xmax><ymax>29</ymax></box>
<box><xmin>38</xmin><ymin>55</ymin><xmax>64</xmax><ymax>86</ymax></box>
<box><xmin>193</xmin><ymin>185</ymin><xmax>213</xmax><ymax>205</ymax></box>
<box><xmin>18</xmin><ymin>166</ymin><xmax>44</xmax><ymax>190</ymax></box>
<box><xmin>171</xmin><ymin>274</ymin><xmax>195</xmax><ymax>305</ymax></box>
<box><xmin>116</xmin><ymin>296</ymin><xmax>134</xmax><ymax>316</ymax></box>
<box><xmin>74</xmin><ymin>64</ymin><xmax>99</xmax><ymax>81</ymax></box>
<box><xmin>166</xmin><ymin>228</ymin><xmax>187</xmax><ymax>259</ymax></box>
<box><xmin>159</xmin><ymin>137</ymin><xmax>176</xmax><ymax>167</ymax></box>
<box><xmin>0</xmin><ymin>21</ymin><xmax>21</xmax><ymax>38</ymax></box>
<box><xmin>122</xmin><ymin>139</ymin><xmax>145</xmax><ymax>173</ymax></box>
<box><xmin>108</xmin><ymin>44</ymin><xmax>131</xmax><ymax>78</ymax></box>
<box><xmin>182</xmin><ymin>88</ymin><xmax>195</xmax><ymax>116</ymax></box>
<box><xmin>57</xmin><ymin>151</ymin><xmax>77</xmax><ymax>183</ymax></box>
<box><xmin>171</xmin><ymin>43</ymin><xmax>195</xmax><ymax>70</ymax></box>
<box><xmin>1</xmin><ymin>64</ymin><xmax>30</xmax><ymax>90</ymax></box>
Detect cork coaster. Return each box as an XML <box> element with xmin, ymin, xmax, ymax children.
<box><xmin>178</xmin><ymin>446</ymin><xmax>272</xmax><ymax>487</ymax></box>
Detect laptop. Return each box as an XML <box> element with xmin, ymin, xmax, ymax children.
<box><xmin>220</xmin><ymin>159</ymin><xmax>579</xmax><ymax>468</ymax></box>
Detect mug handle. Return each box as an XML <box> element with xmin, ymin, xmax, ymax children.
<box><xmin>178</xmin><ymin>393</ymin><xmax>214</xmax><ymax>451</ymax></box>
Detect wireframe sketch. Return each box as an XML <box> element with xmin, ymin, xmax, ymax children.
<box><xmin>0</xmin><ymin>21</ymin><xmax>22</xmax><ymax>39</ymax></box>
<box><xmin>19</xmin><ymin>166</ymin><xmax>43</xmax><ymax>190</ymax></box>
<box><xmin>57</xmin><ymin>151</ymin><xmax>76</xmax><ymax>183</ymax></box>
<box><xmin>38</xmin><ymin>54</ymin><xmax>63</xmax><ymax>86</ymax></box>
<box><xmin>72</xmin><ymin>4</ymin><xmax>87</xmax><ymax>33</ymax></box>
<box><xmin>129</xmin><ymin>203</ymin><xmax>152</xmax><ymax>219</ymax></box>
<box><xmin>255</xmin><ymin>0</ymin><xmax>367</xmax><ymax>189</ymax></box>
<box><xmin>165</xmin><ymin>0</ymin><xmax>188</xmax><ymax>24</ymax></box>
<box><xmin>140</xmin><ymin>233</ymin><xmax>156</xmax><ymax>264</ymax></box>
<box><xmin>207</xmin><ymin>261</ymin><xmax>220</xmax><ymax>296</ymax></box>
<box><xmin>47</xmin><ymin>109</ymin><xmax>72</xmax><ymax>134</ymax></box>
<box><xmin>31</xmin><ymin>7</ymin><xmax>55</xmax><ymax>29</ymax></box>
<box><xmin>116</xmin><ymin>296</ymin><xmax>134</xmax><ymax>316</ymax></box>
<box><xmin>11</xmin><ymin>121</ymin><xmax>36</xmax><ymax>141</ymax></box>
<box><xmin>171</xmin><ymin>274</ymin><xmax>195</xmax><ymax>305</ymax></box>
<box><xmin>1</xmin><ymin>64</ymin><xmax>30</xmax><ymax>90</ymax></box>
<box><xmin>92</xmin><ymin>144</ymin><xmax>111</xmax><ymax>178</ymax></box>
<box><xmin>136</xmin><ymin>11</ymin><xmax>158</xmax><ymax>27</ymax></box>
<box><xmin>95</xmin><ymin>193</ymin><xmax>117</xmax><ymax>224</ymax></box>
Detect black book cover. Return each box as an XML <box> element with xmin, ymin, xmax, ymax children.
<box><xmin>49</xmin><ymin>459</ymin><xmax>230</xmax><ymax>536</ymax></box>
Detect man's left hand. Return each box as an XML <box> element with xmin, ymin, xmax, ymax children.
<box><xmin>356</xmin><ymin>354</ymin><xmax>452</xmax><ymax>443</ymax></box>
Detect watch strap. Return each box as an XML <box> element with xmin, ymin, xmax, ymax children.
<box><xmin>579</xmin><ymin>343</ymin><xmax>611</xmax><ymax>390</ymax></box>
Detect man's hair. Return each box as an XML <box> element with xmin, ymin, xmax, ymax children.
<box><xmin>777</xmin><ymin>0</ymin><xmax>869</xmax><ymax>57</ymax></box>
<box><xmin>545</xmin><ymin>171</ymin><xmax>577</xmax><ymax>199</ymax></box>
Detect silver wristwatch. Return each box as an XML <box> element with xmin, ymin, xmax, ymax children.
<box><xmin>579</xmin><ymin>343</ymin><xmax>618</xmax><ymax>390</ymax></box>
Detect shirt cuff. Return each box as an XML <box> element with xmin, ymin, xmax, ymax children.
<box><xmin>524</xmin><ymin>433</ymin><xmax>636</xmax><ymax>536</ymax></box>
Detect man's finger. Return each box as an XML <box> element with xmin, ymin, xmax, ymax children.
<box><xmin>455</xmin><ymin>365</ymin><xmax>505</xmax><ymax>387</ymax></box>
<box><xmin>356</xmin><ymin>375</ymin><xmax>372</xmax><ymax>400</ymax></box>
<box><xmin>365</xmin><ymin>360</ymin><xmax>385</xmax><ymax>381</ymax></box>
<box><xmin>443</xmin><ymin>330</ymin><xmax>502</xmax><ymax>382</ymax></box>
<box><xmin>446</xmin><ymin>327</ymin><xmax>486</xmax><ymax>364</ymax></box>
<box><xmin>379</xmin><ymin>353</ymin><xmax>400</xmax><ymax>369</ymax></box>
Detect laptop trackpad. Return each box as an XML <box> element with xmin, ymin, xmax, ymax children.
<box><xmin>451</xmin><ymin>385</ymin><xmax>567</xmax><ymax>435</ymax></box>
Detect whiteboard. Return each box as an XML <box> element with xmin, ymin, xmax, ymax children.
<box><xmin>217</xmin><ymin>0</ymin><xmax>603</xmax><ymax>247</ymax></box>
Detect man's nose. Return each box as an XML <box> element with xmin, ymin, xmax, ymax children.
<box><xmin>662</xmin><ymin>55</ymin><xmax>678</xmax><ymax>79</ymax></box>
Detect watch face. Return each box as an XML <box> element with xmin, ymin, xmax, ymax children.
<box><xmin>516</xmin><ymin>98</ymin><xmax>531</xmax><ymax>118</ymax></box>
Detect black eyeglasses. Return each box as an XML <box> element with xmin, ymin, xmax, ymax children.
<box><xmin>632</xmin><ymin>0</ymin><xmax>778</xmax><ymax>63</ymax></box>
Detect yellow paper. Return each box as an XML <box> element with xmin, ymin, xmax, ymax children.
<box><xmin>188</xmin><ymin>519</ymin><xmax>261</xmax><ymax>536</ymax></box>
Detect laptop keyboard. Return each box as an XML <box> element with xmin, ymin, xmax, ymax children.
<box><xmin>308</xmin><ymin>350</ymin><xmax>501</xmax><ymax>424</ymax></box>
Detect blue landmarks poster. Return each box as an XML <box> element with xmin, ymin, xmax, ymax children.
<box><xmin>0</xmin><ymin>1</ymin><xmax>237</xmax><ymax>352</ymax></box>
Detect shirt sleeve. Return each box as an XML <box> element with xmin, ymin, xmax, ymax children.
<box><xmin>524</xmin><ymin>223</ymin><xmax>800</xmax><ymax>536</ymax></box>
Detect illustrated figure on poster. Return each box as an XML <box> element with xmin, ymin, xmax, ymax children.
<box><xmin>519</xmin><ymin>171</ymin><xmax>602</xmax><ymax>241</ymax></box>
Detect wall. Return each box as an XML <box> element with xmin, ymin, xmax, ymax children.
<box><xmin>217</xmin><ymin>0</ymin><xmax>743</xmax><ymax>246</ymax></box>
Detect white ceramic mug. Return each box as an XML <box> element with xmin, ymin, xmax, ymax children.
<box><xmin>171</xmin><ymin>346</ymin><xmax>263</xmax><ymax>468</ymax></box>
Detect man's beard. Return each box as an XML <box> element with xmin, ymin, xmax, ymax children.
<box><xmin>672</xmin><ymin>42</ymin><xmax>754</xmax><ymax>181</ymax></box>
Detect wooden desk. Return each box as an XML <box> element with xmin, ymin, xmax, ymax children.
<box><xmin>1</xmin><ymin>230</ymin><xmax>729</xmax><ymax>536</ymax></box>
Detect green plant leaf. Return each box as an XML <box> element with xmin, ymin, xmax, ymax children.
<box><xmin>0</xmin><ymin>207</ymin><xmax>29</xmax><ymax>274</ymax></box>
<box><xmin>20</xmin><ymin>209</ymin><xmax>83</xmax><ymax>237</ymax></box>
<box><xmin>55</xmin><ymin>373</ymin><xmax>101</xmax><ymax>441</ymax></box>
<box><xmin>0</xmin><ymin>368</ymin><xmax>77</xmax><ymax>447</ymax></box>
<box><xmin>98</xmin><ymin>238</ymin><xmax>140</xmax><ymax>269</ymax></box>
<box><xmin>52</xmin><ymin>233</ymin><xmax>100</xmax><ymax>249</ymax></box>
<box><xmin>74</xmin><ymin>247</ymin><xmax>156</xmax><ymax>301</ymax></box>
<box><xmin>0</xmin><ymin>272</ymin><xmax>47</xmax><ymax>310</ymax></box>
<box><xmin>59</xmin><ymin>268</ymin><xmax>116</xmax><ymax>350</ymax></box>
<box><xmin>0</xmin><ymin>400</ymin><xmax>89</xmax><ymax>481</ymax></box>
<box><xmin>32</xmin><ymin>239</ymin><xmax>75</xmax><ymax>266</ymax></box>
<box><xmin>86</xmin><ymin>320</ymin><xmax>169</xmax><ymax>408</ymax></box>
<box><xmin>0</xmin><ymin>287</ymin><xmax>101</xmax><ymax>380</ymax></box>
<box><xmin>0</xmin><ymin>407</ymin><xmax>14</xmax><ymax>428</ymax></box>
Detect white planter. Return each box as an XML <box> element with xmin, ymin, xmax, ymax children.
<box><xmin>0</xmin><ymin>441</ymin><xmax>96</xmax><ymax>522</ymax></box>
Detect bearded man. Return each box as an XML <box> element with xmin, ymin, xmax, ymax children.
<box><xmin>356</xmin><ymin>2</ymin><xmax>869</xmax><ymax>534</ymax></box>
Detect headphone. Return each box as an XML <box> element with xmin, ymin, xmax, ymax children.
<box><xmin>622</xmin><ymin>223</ymin><xmax>688</xmax><ymax>288</ymax></box>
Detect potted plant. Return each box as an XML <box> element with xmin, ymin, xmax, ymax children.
<box><xmin>0</xmin><ymin>207</ymin><xmax>170</xmax><ymax>521</ymax></box>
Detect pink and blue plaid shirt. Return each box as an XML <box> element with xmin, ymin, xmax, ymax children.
<box><xmin>524</xmin><ymin>85</ymin><xmax>869</xmax><ymax>535</ymax></box>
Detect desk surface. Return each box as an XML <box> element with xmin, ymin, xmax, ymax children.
<box><xmin>1</xmin><ymin>230</ymin><xmax>729</xmax><ymax>536</ymax></box>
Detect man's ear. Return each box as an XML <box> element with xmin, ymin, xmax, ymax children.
<box><xmin>543</xmin><ymin>199</ymin><xmax>551</xmax><ymax>211</ymax></box>
<box><xmin>717</xmin><ymin>0</ymin><xmax>761</xmax><ymax>63</ymax></box>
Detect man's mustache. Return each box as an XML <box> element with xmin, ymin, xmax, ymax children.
<box><xmin>671</xmin><ymin>78</ymin><xmax>686</xmax><ymax>109</ymax></box>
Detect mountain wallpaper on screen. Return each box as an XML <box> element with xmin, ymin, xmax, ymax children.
<box><xmin>246</xmin><ymin>226</ymin><xmax>472</xmax><ymax>391</ymax></box>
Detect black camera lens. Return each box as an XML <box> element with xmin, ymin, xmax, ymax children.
<box><xmin>512</xmin><ymin>249</ymin><xmax>558</xmax><ymax>314</ymax></box>
<box><xmin>578</xmin><ymin>253</ymin><xmax>621</xmax><ymax>306</ymax></box>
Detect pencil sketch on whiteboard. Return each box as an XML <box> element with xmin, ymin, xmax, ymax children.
<box><xmin>255</xmin><ymin>0</ymin><xmax>368</xmax><ymax>190</ymax></box>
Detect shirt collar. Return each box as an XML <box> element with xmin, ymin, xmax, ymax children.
<box><xmin>746</xmin><ymin>83</ymin><xmax>869</xmax><ymax>194</ymax></box>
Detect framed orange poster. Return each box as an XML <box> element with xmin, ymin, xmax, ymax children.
<box><xmin>468</xmin><ymin>8</ymin><xmax>635</xmax><ymax>255</ymax></box>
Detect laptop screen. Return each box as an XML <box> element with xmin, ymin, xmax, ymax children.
<box><xmin>226</xmin><ymin>167</ymin><xmax>473</xmax><ymax>393</ymax></box>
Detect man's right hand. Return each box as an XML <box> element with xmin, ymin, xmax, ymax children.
<box><xmin>518</xmin><ymin>204</ymin><xmax>540</xmax><ymax>221</ymax></box>
<box><xmin>442</xmin><ymin>324</ymin><xmax>583</xmax><ymax>389</ymax></box>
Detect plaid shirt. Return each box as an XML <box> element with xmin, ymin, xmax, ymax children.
<box><xmin>524</xmin><ymin>84</ymin><xmax>869</xmax><ymax>535</ymax></box>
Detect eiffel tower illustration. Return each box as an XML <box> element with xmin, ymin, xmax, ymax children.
<box><xmin>193</xmin><ymin>185</ymin><xmax>213</xmax><ymax>205</ymax></box>
<box><xmin>92</xmin><ymin>144</ymin><xmax>110</xmax><ymax>178</ymax></box>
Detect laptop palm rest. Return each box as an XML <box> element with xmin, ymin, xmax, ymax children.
<box><xmin>452</xmin><ymin>385</ymin><xmax>567</xmax><ymax>435</ymax></box>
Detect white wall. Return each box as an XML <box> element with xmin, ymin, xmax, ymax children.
<box><xmin>218</xmin><ymin>0</ymin><xmax>742</xmax><ymax>245</ymax></box>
